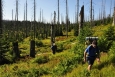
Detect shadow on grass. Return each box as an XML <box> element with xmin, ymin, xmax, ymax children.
<box><xmin>94</xmin><ymin>61</ymin><xmax>109</xmax><ymax>70</ymax></box>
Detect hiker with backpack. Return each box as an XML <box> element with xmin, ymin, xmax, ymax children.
<box><xmin>84</xmin><ymin>40</ymin><xmax>100</xmax><ymax>71</ymax></box>
<box><xmin>51</xmin><ymin>42</ymin><xmax>57</xmax><ymax>54</ymax></box>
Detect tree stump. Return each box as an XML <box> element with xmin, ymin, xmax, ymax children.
<box><xmin>13</xmin><ymin>41</ymin><xmax>20</xmax><ymax>58</ymax></box>
<box><xmin>30</xmin><ymin>40</ymin><xmax>35</xmax><ymax>58</ymax></box>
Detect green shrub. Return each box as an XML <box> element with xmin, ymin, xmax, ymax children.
<box><xmin>53</xmin><ymin>55</ymin><xmax>82</xmax><ymax>76</ymax></box>
<box><xmin>71</xmin><ymin>43</ymin><xmax>84</xmax><ymax>57</ymax></box>
<box><xmin>74</xmin><ymin>23</ymin><xmax>79</xmax><ymax>36</ymax></box>
<box><xmin>78</xmin><ymin>69</ymin><xmax>90</xmax><ymax>77</ymax></box>
<box><xmin>78</xmin><ymin>26</ymin><xmax>93</xmax><ymax>43</ymax></box>
<box><xmin>0</xmin><ymin>37</ymin><xmax>13</xmax><ymax>64</ymax></box>
<box><xmin>35</xmin><ymin>40</ymin><xmax>43</xmax><ymax>47</ymax></box>
<box><xmin>56</xmin><ymin>42</ymin><xmax>64</xmax><ymax>52</ymax></box>
<box><xmin>102</xmin><ymin>26</ymin><xmax>115</xmax><ymax>50</ymax></box>
<box><xmin>108</xmin><ymin>42</ymin><xmax>115</xmax><ymax>63</ymax></box>
<box><xmin>33</xmin><ymin>55</ymin><xmax>49</xmax><ymax>64</ymax></box>
<box><xmin>97</xmin><ymin>36</ymin><xmax>109</xmax><ymax>52</ymax></box>
<box><xmin>103</xmin><ymin>26</ymin><xmax>115</xmax><ymax>41</ymax></box>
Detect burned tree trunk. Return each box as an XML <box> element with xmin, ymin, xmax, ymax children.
<box><xmin>0</xmin><ymin>0</ymin><xmax>2</xmax><ymax>63</ymax></box>
<box><xmin>66</xmin><ymin>0</ymin><xmax>68</xmax><ymax>37</ymax></box>
<box><xmin>13</xmin><ymin>42</ymin><xmax>20</xmax><ymax>58</ymax></box>
<box><xmin>51</xmin><ymin>24</ymin><xmax>54</xmax><ymax>45</ymax></box>
<box><xmin>30</xmin><ymin>0</ymin><xmax>36</xmax><ymax>58</ymax></box>
<box><xmin>51</xmin><ymin>11</ymin><xmax>56</xmax><ymax>45</ymax></box>
<box><xmin>26</xmin><ymin>0</ymin><xmax>28</xmax><ymax>37</ymax></box>
<box><xmin>79</xmin><ymin>5</ymin><xmax>84</xmax><ymax>35</ymax></box>
<box><xmin>0</xmin><ymin>0</ymin><xmax>2</xmax><ymax>36</ymax></box>
<box><xmin>112</xmin><ymin>7</ymin><xmax>115</xmax><ymax>26</ymax></box>
<box><xmin>30</xmin><ymin>40</ymin><xmax>35</xmax><ymax>58</ymax></box>
<box><xmin>12</xmin><ymin>0</ymin><xmax>20</xmax><ymax>59</ymax></box>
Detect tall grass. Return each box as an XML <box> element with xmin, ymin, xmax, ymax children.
<box><xmin>0</xmin><ymin>24</ymin><xmax>115</xmax><ymax>77</ymax></box>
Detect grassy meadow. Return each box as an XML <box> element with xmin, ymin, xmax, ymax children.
<box><xmin>0</xmin><ymin>24</ymin><xmax>115</xmax><ymax>77</ymax></box>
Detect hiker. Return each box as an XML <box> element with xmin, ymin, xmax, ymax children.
<box><xmin>51</xmin><ymin>42</ymin><xmax>57</xmax><ymax>54</ymax></box>
<box><xmin>84</xmin><ymin>40</ymin><xmax>100</xmax><ymax>71</ymax></box>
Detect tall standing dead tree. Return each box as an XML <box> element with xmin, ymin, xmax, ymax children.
<box><xmin>12</xmin><ymin>9</ymin><xmax>13</xmax><ymax>20</ymax></box>
<box><xmin>113</xmin><ymin>0</ymin><xmax>115</xmax><ymax>26</ymax></box>
<box><xmin>24</xmin><ymin>4</ymin><xmax>25</xmax><ymax>21</ymax></box>
<box><xmin>110</xmin><ymin>0</ymin><xmax>112</xmax><ymax>17</ymax></box>
<box><xmin>79</xmin><ymin>5</ymin><xmax>84</xmax><ymax>35</ymax></box>
<box><xmin>16</xmin><ymin>0</ymin><xmax>18</xmax><ymax>21</ymax></box>
<box><xmin>66</xmin><ymin>0</ymin><xmax>68</xmax><ymax>37</ymax></box>
<box><xmin>12</xmin><ymin>0</ymin><xmax>20</xmax><ymax>59</ymax></box>
<box><xmin>90</xmin><ymin>0</ymin><xmax>92</xmax><ymax>27</ymax></box>
<box><xmin>30</xmin><ymin>0</ymin><xmax>36</xmax><ymax>58</ymax></box>
<box><xmin>26</xmin><ymin>0</ymin><xmax>28</xmax><ymax>37</ymax></box>
<box><xmin>58</xmin><ymin>0</ymin><xmax>59</xmax><ymax>24</ymax></box>
<box><xmin>40</xmin><ymin>8</ymin><xmax>41</xmax><ymax>22</ymax></box>
<box><xmin>0</xmin><ymin>0</ymin><xmax>2</xmax><ymax>36</ymax></box>
<box><xmin>0</xmin><ymin>0</ymin><xmax>2</xmax><ymax>62</ymax></box>
<box><xmin>77</xmin><ymin>0</ymin><xmax>79</xmax><ymax>23</ymax></box>
<box><xmin>51</xmin><ymin>11</ymin><xmax>56</xmax><ymax>45</ymax></box>
<box><xmin>112</xmin><ymin>7</ymin><xmax>115</xmax><ymax>26</ymax></box>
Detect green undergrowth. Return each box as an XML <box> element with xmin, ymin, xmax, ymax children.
<box><xmin>0</xmin><ymin>24</ymin><xmax>115</xmax><ymax>77</ymax></box>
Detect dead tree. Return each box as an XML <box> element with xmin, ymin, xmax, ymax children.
<box><xmin>79</xmin><ymin>5</ymin><xmax>84</xmax><ymax>35</ymax></box>
<box><xmin>33</xmin><ymin>0</ymin><xmax>36</xmax><ymax>39</ymax></box>
<box><xmin>16</xmin><ymin>0</ymin><xmax>18</xmax><ymax>21</ymax></box>
<box><xmin>110</xmin><ymin>0</ymin><xmax>112</xmax><ymax>17</ymax></box>
<box><xmin>58</xmin><ymin>0</ymin><xmax>59</xmax><ymax>24</ymax></box>
<box><xmin>90</xmin><ymin>0</ymin><xmax>92</xmax><ymax>27</ymax></box>
<box><xmin>51</xmin><ymin>11</ymin><xmax>56</xmax><ymax>45</ymax></box>
<box><xmin>92</xmin><ymin>6</ymin><xmax>94</xmax><ymax>26</ymax></box>
<box><xmin>30</xmin><ymin>0</ymin><xmax>36</xmax><ymax>58</ymax></box>
<box><xmin>12</xmin><ymin>9</ymin><xmax>13</xmax><ymax>20</ymax></box>
<box><xmin>26</xmin><ymin>0</ymin><xmax>28</xmax><ymax>37</ymax></box>
<box><xmin>57</xmin><ymin>0</ymin><xmax>60</xmax><ymax>35</ymax></box>
<box><xmin>0</xmin><ymin>0</ymin><xmax>2</xmax><ymax>63</ymax></box>
<box><xmin>77</xmin><ymin>0</ymin><xmax>79</xmax><ymax>23</ymax></box>
<box><xmin>112</xmin><ymin>7</ymin><xmax>115</xmax><ymax>26</ymax></box>
<box><xmin>0</xmin><ymin>0</ymin><xmax>2</xmax><ymax>36</ymax></box>
<box><xmin>13</xmin><ymin>0</ymin><xmax>20</xmax><ymax>59</ymax></box>
<box><xmin>40</xmin><ymin>8</ymin><xmax>41</xmax><ymax>22</ymax></box>
<box><xmin>66</xmin><ymin>0</ymin><xmax>68</xmax><ymax>37</ymax></box>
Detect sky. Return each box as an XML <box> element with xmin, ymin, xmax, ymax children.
<box><xmin>3</xmin><ymin>0</ymin><xmax>115</xmax><ymax>23</ymax></box>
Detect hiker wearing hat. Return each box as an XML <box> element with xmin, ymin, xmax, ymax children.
<box><xmin>84</xmin><ymin>40</ymin><xmax>100</xmax><ymax>71</ymax></box>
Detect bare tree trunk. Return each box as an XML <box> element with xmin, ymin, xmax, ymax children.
<box><xmin>58</xmin><ymin>0</ymin><xmax>60</xmax><ymax>35</ymax></box>
<box><xmin>26</xmin><ymin>0</ymin><xmax>28</xmax><ymax>37</ymax></box>
<box><xmin>110</xmin><ymin>0</ymin><xmax>112</xmax><ymax>17</ymax></box>
<box><xmin>40</xmin><ymin>8</ymin><xmax>41</xmax><ymax>22</ymax></box>
<box><xmin>0</xmin><ymin>0</ymin><xmax>2</xmax><ymax>63</ymax></box>
<box><xmin>51</xmin><ymin>24</ymin><xmax>54</xmax><ymax>45</ymax></box>
<box><xmin>0</xmin><ymin>0</ymin><xmax>2</xmax><ymax>36</ymax></box>
<box><xmin>12</xmin><ymin>0</ymin><xmax>20</xmax><ymax>59</ymax></box>
<box><xmin>30</xmin><ymin>0</ymin><xmax>36</xmax><ymax>58</ymax></box>
<box><xmin>112</xmin><ymin>7</ymin><xmax>115</xmax><ymax>26</ymax></box>
<box><xmin>12</xmin><ymin>9</ymin><xmax>13</xmax><ymax>20</ymax></box>
<box><xmin>79</xmin><ymin>5</ymin><xmax>84</xmax><ymax>35</ymax></box>
<box><xmin>24</xmin><ymin>4</ymin><xmax>25</xmax><ymax>21</ymax></box>
<box><xmin>90</xmin><ymin>0</ymin><xmax>92</xmax><ymax>27</ymax></box>
<box><xmin>34</xmin><ymin>0</ymin><xmax>36</xmax><ymax>40</ymax></box>
<box><xmin>30</xmin><ymin>40</ymin><xmax>35</xmax><ymax>58</ymax></box>
<box><xmin>77</xmin><ymin>0</ymin><xmax>79</xmax><ymax>23</ymax></box>
<box><xmin>13</xmin><ymin>42</ymin><xmax>20</xmax><ymax>58</ymax></box>
<box><xmin>51</xmin><ymin>11</ymin><xmax>56</xmax><ymax>45</ymax></box>
<box><xmin>66</xmin><ymin>0</ymin><xmax>68</xmax><ymax>37</ymax></box>
<box><xmin>16</xmin><ymin>0</ymin><xmax>18</xmax><ymax>21</ymax></box>
<box><xmin>58</xmin><ymin>0</ymin><xmax>59</xmax><ymax>24</ymax></box>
